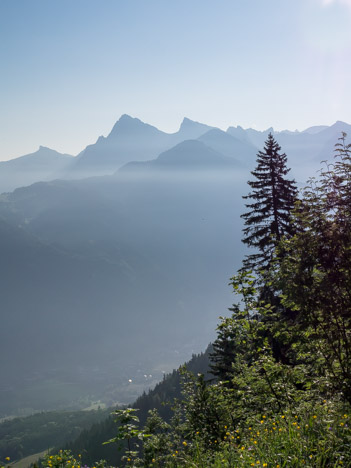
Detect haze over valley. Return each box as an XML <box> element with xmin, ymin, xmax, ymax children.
<box><xmin>0</xmin><ymin>115</ymin><xmax>350</xmax><ymax>417</ymax></box>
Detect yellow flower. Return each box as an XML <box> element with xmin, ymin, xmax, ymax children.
<box><xmin>182</xmin><ymin>441</ymin><xmax>187</xmax><ymax>446</ymax></box>
<box><xmin>152</xmin><ymin>459</ymin><xmax>155</xmax><ymax>463</ymax></box>
<box><xmin>281</xmin><ymin>415</ymin><xmax>285</xmax><ymax>419</ymax></box>
<box><xmin>313</xmin><ymin>415</ymin><xmax>317</xmax><ymax>419</ymax></box>
<box><xmin>263</xmin><ymin>464</ymin><xmax>268</xmax><ymax>467</ymax></box>
<box><xmin>241</xmin><ymin>446</ymin><xmax>245</xmax><ymax>450</ymax></box>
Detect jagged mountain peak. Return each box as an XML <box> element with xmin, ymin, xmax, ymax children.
<box><xmin>107</xmin><ymin>114</ymin><xmax>163</xmax><ymax>139</ymax></box>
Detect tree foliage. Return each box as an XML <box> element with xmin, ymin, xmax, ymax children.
<box><xmin>241</xmin><ymin>133</ymin><xmax>297</xmax><ymax>273</ymax></box>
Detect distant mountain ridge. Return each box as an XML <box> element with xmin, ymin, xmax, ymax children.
<box><xmin>0</xmin><ymin>146</ymin><xmax>73</xmax><ymax>193</ymax></box>
<box><xmin>1</xmin><ymin>116</ymin><xmax>351</xmax><ymax>193</ymax></box>
<box><xmin>65</xmin><ymin>115</ymin><xmax>214</xmax><ymax>178</ymax></box>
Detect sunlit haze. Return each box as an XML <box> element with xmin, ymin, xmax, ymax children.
<box><xmin>1</xmin><ymin>0</ymin><xmax>351</xmax><ymax>160</ymax></box>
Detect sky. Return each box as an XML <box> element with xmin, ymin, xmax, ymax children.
<box><xmin>1</xmin><ymin>0</ymin><xmax>351</xmax><ymax>160</ymax></box>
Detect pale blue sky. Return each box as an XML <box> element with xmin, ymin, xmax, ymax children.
<box><xmin>1</xmin><ymin>0</ymin><xmax>351</xmax><ymax>160</ymax></box>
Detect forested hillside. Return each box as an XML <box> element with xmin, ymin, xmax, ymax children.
<box><xmin>38</xmin><ymin>133</ymin><xmax>351</xmax><ymax>467</ymax></box>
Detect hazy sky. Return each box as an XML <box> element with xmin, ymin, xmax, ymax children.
<box><xmin>1</xmin><ymin>0</ymin><xmax>351</xmax><ymax>160</ymax></box>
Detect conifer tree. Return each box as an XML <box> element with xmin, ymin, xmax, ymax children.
<box><xmin>241</xmin><ymin>133</ymin><xmax>297</xmax><ymax>273</ymax></box>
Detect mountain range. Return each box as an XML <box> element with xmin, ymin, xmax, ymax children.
<box><xmin>2</xmin><ymin>115</ymin><xmax>351</xmax><ymax>193</ymax></box>
<box><xmin>1</xmin><ymin>115</ymin><xmax>350</xmax><ymax>417</ymax></box>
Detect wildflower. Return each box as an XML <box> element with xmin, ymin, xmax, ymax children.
<box><xmin>182</xmin><ymin>441</ymin><xmax>187</xmax><ymax>446</ymax></box>
<box><xmin>313</xmin><ymin>415</ymin><xmax>317</xmax><ymax>419</ymax></box>
<box><xmin>281</xmin><ymin>415</ymin><xmax>285</xmax><ymax>419</ymax></box>
<box><xmin>152</xmin><ymin>459</ymin><xmax>155</xmax><ymax>463</ymax></box>
<box><xmin>263</xmin><ymin>464</ymin><xmax>268</xmax><ymax>467</ymax></box>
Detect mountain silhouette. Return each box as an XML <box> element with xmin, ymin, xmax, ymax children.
<box><xmin>0</xmin><ymin>146</ymin><xmax>73</xmax><ymax>193</ymax></box>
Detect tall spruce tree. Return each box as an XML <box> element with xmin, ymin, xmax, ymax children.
<box><xmin>210</xmin><ymin>135</ymin><xmax>298</xmax><ymax>382</ymax></box>
<box><xmin>241</xmin><ymin>133</ymin><xmax>297</xmax><ymax>273</ymax></box>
